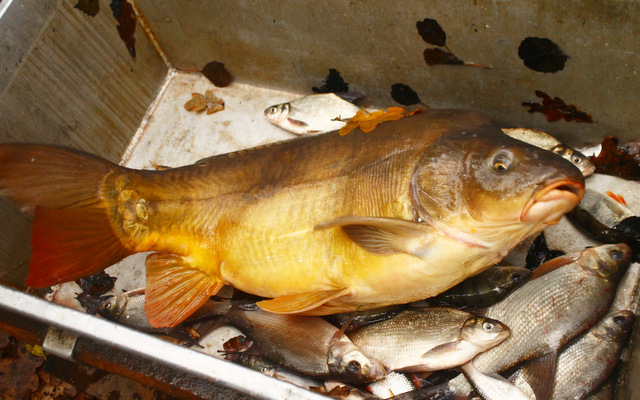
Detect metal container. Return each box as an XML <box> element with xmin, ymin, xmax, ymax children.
<box><xmin>1</xmin><ymin>1</ymin><xmax>639</xmax><ymax>398</ymax></box>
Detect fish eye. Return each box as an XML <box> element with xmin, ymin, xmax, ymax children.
<box><xmin>609</xmin><ymin>249</ymin><xmax>625</xmax><ymax>261</ymax></box>
<box><xmin>482</xmin><ymin>321</ymin><xmax>495</xmax><ymax>330</ymax></box>
<box><xmin>613</xmin><ymin>315</ymin><xmax>627</xmax><ymax>325</ymax></box>
<box><xmin>492</xmin><ymin>151</ymin><xmax>513</xmax><ymax>172</ymax></box>
<box><xmin>571</xmin><ymin>155</ymin><xmax>583</xmax><ymax>164</ymax></box>
<box><xmin>347</xmin><ymin>360</ymin><xmax>362</xmax><ymax>373</ymax></box>
<box><xmin>266</xmin><ymin>106</ymin><xmax>278</xmax><ymax>115</ymax></box>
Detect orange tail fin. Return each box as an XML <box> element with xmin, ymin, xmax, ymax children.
<box><xmin>0</xmin><ymin>144</ymin><xmax>133</xmax><ymax>287</ymax></box>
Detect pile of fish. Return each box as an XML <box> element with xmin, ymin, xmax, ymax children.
<box><xmin>1</xmin><ymin>105</ymin><xmax>639</xmax><ymax>399</ymax></box>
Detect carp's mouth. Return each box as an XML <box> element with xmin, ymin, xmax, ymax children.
<box><xmin>521</xmin><ymin>179</ymin><xmax>585</xmax><ymax>224</ymax></box>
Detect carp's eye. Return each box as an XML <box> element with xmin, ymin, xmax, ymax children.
<box><xmin>482</xmin><ymin>321</ymin><xmax>495</xmax><ymax>331</ymax></box>
<box><xmin>572</xmin><ymin>155</ymin><xmax>583</xmax><ymax>164</ymax></box>
<box><xmin>347</xmin><ymin>360</ymin><xmax>362</xmax><ymax>373</ymax></box>
<box><xmin>492</xmin><ymin>151</ymin><xmax>513</xmax><ymax>172</ymax></box>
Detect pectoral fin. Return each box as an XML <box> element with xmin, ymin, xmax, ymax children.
<box><xmin>530</xmin><ymin>254</ymin><xmax>579</xmax><ymax>279</ymax></box>
<box><xmin>257</xmin><ymin>287</ymin><xmax>351</xmax><ymax>314</ymax></box>
<box><xmin>414</xmin><ymin>340</ymin><xmax>472</xmax><ymax>371</ymax></box>
<box><xmin>315</xmin><ymin>215</ymin><xmax>435</xmax><ymax>257</ymax></box>
<box><xmin>145</xmin><ymin>252</ymin><xmax>224</xmax><ymax>328</ymax></box>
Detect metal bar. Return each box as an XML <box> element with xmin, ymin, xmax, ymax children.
<box><xmin>0</xmin><ymin>284</ymin><xmax>327</xmax><ymax>400</ymax></box>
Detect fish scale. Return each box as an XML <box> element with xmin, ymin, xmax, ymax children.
<box><xmin>444</xmin><ymin>244</ymin><xmax>631</xmax><ymax>397</ymax></box>
<box><xmin>0</xmin><ymin>109</ymin><xmax>585</xmax><ymax>327</ymax></box>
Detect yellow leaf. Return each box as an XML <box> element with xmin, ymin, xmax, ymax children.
<box><xmin>25</xmin><ymin>344</ymin><xmax>47</xmax><ymax>359</ymax></box>
<box><xmin>339</xmin><ymin>107</ymin><xmax>425</xmax><ymax>136</ymax></box>
<box><xmin>184</xmin><ymin>90</ymin><xmax>225</xmax><ymax>115</ymax></box>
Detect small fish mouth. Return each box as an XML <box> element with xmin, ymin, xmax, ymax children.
<box><xmin>521</xmin><ymin>179</ymin><xmax>585</xmax><ymax>224</ymax></box>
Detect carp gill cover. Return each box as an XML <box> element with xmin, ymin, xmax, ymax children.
<box><xmin>0</xmin><ymin>109</ymin><xmax>585</xmax><ymax>327</ymax></box>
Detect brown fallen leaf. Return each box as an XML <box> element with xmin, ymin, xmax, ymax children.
<box><xmin>589</xmin><ymin>136</ymin><xmax>640</xmax><ymax>180</ymax></box>
<box><xmin>184</xmin><ymin>90</ymin><xmax>225</xmax><ymax>115</ymax></box>
<box><xmin>339</xmin><ymin>107</ymin><xmax>425</xmax><ymax>136</ymax></box>
<box><xmin>201</xmin><ymin>61</ymin><xmax>233</xmax><ymax>87</ymax></box>
<box><xmin>522</xmin><ymin>90</ymin><xmax>593</xmax><ymax>123</ymax></box>
<box><xmin>416</xmin><ymin>18</ymin><xmax>447</xmax><ymax>47</ymax></box>
<box><xmin>109</xmin><ymin>0</ymin><xmax>136</xmax><ymax>59</ymax></box>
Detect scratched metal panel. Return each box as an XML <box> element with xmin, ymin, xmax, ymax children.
<box><xmin>135</xmin><ymin>0</ymin><xmax>640</xmax><ymax>146</ymax></box>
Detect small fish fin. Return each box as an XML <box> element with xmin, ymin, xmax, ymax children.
<box><xmin>287</xmin><ymin>117</ymin><xmax>309</xmax><ymax>127</ymax></box>
<box><xmin>26</xmin><ymin>207</ymin><xmax>133</xmax><ymax>287</ymax></box>
<box><xmin>419</xmin><ymin>341</ymin><xmax>466</xmax><ymax>368</ymax></box>
<box><xmin>315</xmin><ymin>215</ymin><xmax>434</xmax><ymax>257</ymax></box>
<box><xmin>145</xmin><ymin>253</ymin><xmax>224</xmax><ymax>328</ymax></box>
<box><xmin>606</xmin><ymin>191</ymin><xmax>627</xmax><ymax>206</ymax></box>
<box><xmin>510</xmin><ymin>352</ymin><xmax>557</xmax><ymax>400</ymax></box>
<box><xmin>530</xmin><ymin>253</ymin><xmax>579</xmax><ymax>279</ymax></box>
<box><xmin>256</xmin><ymin>287</ymin><xmax>351</xmax><ymax>314</ymax></box>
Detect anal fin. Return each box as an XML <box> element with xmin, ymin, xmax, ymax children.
<box><xmin>257</xmin><ymin>287</ymin><xmax>351</xmax><ymax>314</ymax></box>
<box><xmin>145</xmin><ymin>252</ymin><xmax>224</xmax><ymax>328</ymax></box>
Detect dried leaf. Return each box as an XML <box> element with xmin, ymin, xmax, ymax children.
<box><xmin>25</xmin><ymin>344</ymin><xmax>46</xmax><ymax>359</ymax></box>
<box><xmin>589</xmin><ymin>136</ymin><xmax>640</xmax><ymax>180</ymax></box>
<box><xmin>184</xmin><ymin>90</ymin><xmax>225</xmax><ymax>115</ymax></box>
<box><xmin>416</xmin><ymin>18</ymin><xmax>447</xmax><ymax>46</ymax></box>
<box><xmin>312</xmin><ymin>68</ymin><xmax>350</xmax><ymax>94</ymax></box>
<box><xmin>74</xmin><ymin>0</ymin><xmax>100</xmax><ymax>17</ymax></box>
<box><xmin>77</xmin><ymin>271</ymin><xmax>117</xmax><ymax>296</ymax></box>
<box><xmin>201</xmin><ymin>61</ymin><xmax>233</xmax><ymax>87</ymax></box>
<box><xmin>391</xmin><ymin>83</ymin><xmax>423</xmax><ymax>106</ymax></box>
<box><xmin>522</xmin><ymin>90</ymin><xmax>593</xmax><ymax>123</ymax></box>
<box><xmin>339</xmin><ymin>107</ymin><xmax>425</xmax><ymax>136</ymax></box>
<box><xmin>518</xmin><ymin>37</ymin><xmax>569</xmax><ymax>73</ymax></box>
<box><xmin>423</xmin><ymin>48</ymin><xmax>464</xmax><ymax>66</ymax></box>
<box><xmin>109</xmin><ymin>0</ymin><xmax>136</xmax><ymax>59</ymax></box>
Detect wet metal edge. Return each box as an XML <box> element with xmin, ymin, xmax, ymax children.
<box><xmin>0</xmin><ymin>284</ymin><xmax>327</xmax><ymax>400</ymax></box>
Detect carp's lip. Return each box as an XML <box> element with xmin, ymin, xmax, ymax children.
<box><xmin>521</xmin><ymin>179</ymin><xmax>585</xmax><ymax>224</ymax></box>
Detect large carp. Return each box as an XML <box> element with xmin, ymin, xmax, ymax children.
<box><xmin>0</xmin><ymin>109</ymin><xmax>584</xmax><ymax>327</ymax></box>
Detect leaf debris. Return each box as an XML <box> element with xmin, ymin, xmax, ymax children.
<box><xmin>522</xmin><ymin>90</ymin><xmax>593</xmax><ymax>123</ymax></box>
<box><xmin>74</xmin><ymin>0</ymin><xmax>100</xmax><ymax>16</ymax></box>
<box><xmin>184</xmin><ymin>90</ymin><xmax>225</xmax><ymax>114</ymax></box>
<box><xmin>416</xmin><ymin>18</ymin><xmax>490</xmax><ymax>69</ymax></box>
<box><xmin>391</xmin><ymin>83</ymin><xmax>425</xmax><ymax>107</ymax></box>
<box><xmin>518</xmin><ymin>37</ymin><xmax>569</xmax><ymax>73</ymax></box>
<box><xmin>201</xmin><ymin>61</ymin><xmax>233</xmax><ymax>87</ymax></box>
<box><xmin>109</xmin><ymin>0</ymin><xmax>136</xmax><ymax>59</ymax></box>
<box><xmin>589</xmin><ymin>136</ymin><xmax>640</xmax><ymax>180</ymax></box>
<box><xmin>313</xmin><ymin>68</ymin><xmax>350</xmax><ymax>94</ymax></box>
<box><xmin>416</xmin><ymin>18</ymin><xmax>447</xmax><ymax>47</ymax></box>
<box><xmin>339</xmin><ymin>107</ymin><xmax>425</xmax><ymax>136</ymax></box>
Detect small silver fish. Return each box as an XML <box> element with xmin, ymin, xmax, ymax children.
<box><xmin>502</xmin><ymin>127</ymin><xmax>596</xmax><ymax>176</ymax></box>
<box><xmin>98</xmin><ymin>288</ymin><xmax>201</xmax><ymax>344</ymax></box>
<box><xmin>224</xmin><ymin>306</ymin><xmax>386</xmax><ymax>384</ymax></box>
<box><xmin>435</xmin><ymin>243</ymin><xmax>632</xmax><ymax>399</ymax></box>
<box><xmin>264</xmin><ymin>93</ymin><xmax>361</xmax><ymax>135</ymax></box>
<box><xmin>461</xmin><ymin>361</ymin><xmax>533</xmax><ymax>400</ymax></box>
<box><xmin>549</xmin><ymin>310</ymin><xmax>633</xmax><ymax>399</ymax></box>
<box><xmin>434</xmin><ymin>266</ymin><xmax>532</xmax><ymax>307</ymax></box>
<box><xmin>567</xmin><ymin>188</ymin><xmax>640</xmax><ymax>256</ymax></box>
<box><xmin>347</xmin><ymin>307</ymin><xmax>510</xmax><ymax>373</ymax></box>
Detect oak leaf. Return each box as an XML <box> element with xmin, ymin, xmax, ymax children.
<box><xmin>339</xmin><ymin>107</ymin><xmax>425</xmax><ymax>136</ymax></box>
<box><xmin>184</xmin><ymin>90</ymin><xmax>225</xmax><ymax>114</ymax></box>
